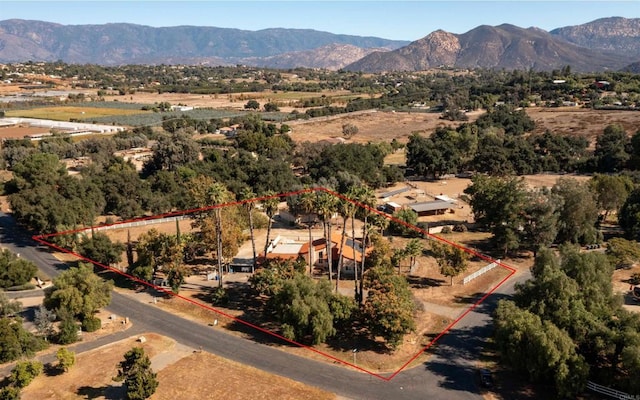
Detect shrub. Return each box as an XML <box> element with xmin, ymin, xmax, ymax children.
<box><xmin>81</xmin><ymin>316</ymin><xmax>101</xmax><ymax>332</ymax></box>
<box><xmin>453</xmin><ymin>224</ymin><xmax>468</xmax><ymax>232</ymax></box>
<box><xmin>211</xmin><ymin>287</ymin><xmax>228</xmax><ymax>306</ymax></box>
<box><xmin>440</xmin><ymin>226</ymin><xmax>453</xmax><ymax>234</ymax></box>
<box><xmin>0</xmin><ymin>386</ymin><xmax>20</xmax><ymax>400</ymax></box>
<box><xmin>56</xmin><ymin>347</ymin><xmax>76</xmax><ymax>372</ymax></box>
<box><xmin>9</xmin><ymin>360</ymin><xmax>43</xmax><ymax>388</ymax></box>
<box><xmin>56</xmin><ymin>314</ymin><xmax>79</xmax><ymax>345</ymax></box>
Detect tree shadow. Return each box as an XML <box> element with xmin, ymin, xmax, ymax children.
<box><xmin>77</xmin><ymin>384</ymin><xmax>125</xmax><ymax>399</ymax></box>
<box><xmin>452</xmin><ymin>292</ymin><xmax>486</xmax><ymax>305</ymax></box>
<box><xmin>427</xmin><ymin>219</ymin><xmax>468</xmax><ymax>228</ymax></box>
<box><xmin>459</xmin><ymin>292</ymin><xmax>513</xmax><ymax>316</ymax></box>
<box><xmin>623</xmin><ymin>292</ymin><xmax>640</xmax><ymax>306</ymax></box>
<box><xmin>407</xmin><ymin>274</ymin><xmax>445</xmax><ymax>289</ymax></box>
<box><xmin>43</xmin><ymin>363</ymin><xmax>64</xmax><ymax>377</ymax></box>
<box><xmin>457</xmin><ymin>237</ymin><xmax>494</xmax><ymax>255</ymax></box>
<box><xmin>325</xmin><ymin>320</ymin><xmax>392</xmax><ymax>355</ymax></box>
<box><xmin>190</xmin><ymin>282</ymin><xmax>295</xmax><ymax>348</ymax></box>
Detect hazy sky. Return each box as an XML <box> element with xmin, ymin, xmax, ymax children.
<box><xmin>3</xmin><ymin>1</ymin><xmax>639</xmax><ymax>41</ymax></box>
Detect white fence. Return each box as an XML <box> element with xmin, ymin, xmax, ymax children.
<box><xmin>462</xmin><ymin>260</ymin><xmax>500</xmax><ymax>285</ymax></box>
<box><xmin>586</xmin><ymin>380</ymin><xmax>634</xmax><ymax>399</ymax></box>
<box><xmin>80</xmin><ymin>215</ymin><xmax>189</xmax><ymax>234</ymax></box>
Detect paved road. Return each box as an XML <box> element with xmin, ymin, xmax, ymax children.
<box><xmin>0</xmin><ymin>212</ymin><xmax>529</xmax><ymax>399</ymax></box>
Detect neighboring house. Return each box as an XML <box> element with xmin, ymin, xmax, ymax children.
<box><xmin>278</xmin><ymin>210</ymin><xmax>320</xmax><ymax>227</ymax></box>
<box><xmin>219</xmin><ymin>124</ymin><xmax>241</xmax><ymax>137</ymax></box>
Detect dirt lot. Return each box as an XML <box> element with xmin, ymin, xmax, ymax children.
<box><xmin>527</xmin><ymin>107</ymin><xmax>640</xmax><ymax>149</ymax></box>
<box><xmin>0</xmin><ymin>125</ymin><xmax>51</xmax><ymax>139</ymax></box>
<box><xmin>21</xmin><ymin>333</ymin><xmax>334</xmax><ymax>400</ymax></box>
<box><xmin>287</xmin><ymin>110</ymin><xmax>484</xmax><ymax>144</ymax></box>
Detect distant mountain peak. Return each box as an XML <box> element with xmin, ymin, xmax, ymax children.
<box><xmin>0</xmin><ymin>19</ymin><xmax>408</xmax><ymax>66</ymax></box>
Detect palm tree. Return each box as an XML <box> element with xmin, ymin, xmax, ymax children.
<box><xmin>354</xmin><ymin>185</ymin><xmax>376</xmax><ymax>305</ymax></box>
<box><xmin>346</xmin><ymin>186</ymin><xmax>360</xmax><ymax>301</ymax></box>
<box><xmin>239</xmin><ymin>187</ymin><xmax>257</xmax><ymax>274</ymax></box>
<box><xmin>404</xmin><ymin>238</ymin><xmax>423</xmax><ymax>274</ymax></box>
<box><xmin>336</xmin><ymin>192</ymin><xmax>357</xmax><ymax>293</ymax></box>
<box><xmin>261</xmin><ymin>191</ymin><xmax>280</xmax><ymax>260</ymax></box>
<box><xmin>315</xmin><ymin>191</ymin><xmax>337</xmax><ymax>288</ymax></box>
<box><xmin>205</xmin><ymin>182</ymin><xmax>228</xmax><ymax>288</ymax></box>
<box><xmin>298</xmin><ymin>190</ymin><xmax>317</xmax><ymax>275</ymax></box>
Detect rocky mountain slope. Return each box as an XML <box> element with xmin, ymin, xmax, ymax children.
<box><xmin>241</xmin><ymin>44</ymin><xmax>384</xmax><ymax>70</ymax></box>
<box><xmin>346</xmin><ymin>23</ymin><xmax>635</xmax><ymax>72</ymax></box>
<box><xmin>551</xmin><ymin>17</ymin><xmax>640</xmax><ymax>59</ymax></box>
<box><xmin>0</xmin><ymin>19</ymin><xmax>407</xmax><ymax>65</ymax></box>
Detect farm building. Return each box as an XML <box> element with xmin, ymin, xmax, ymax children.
<box><xmin>379</xmin><ymin>186</ymin><xmax>411</xmax><ymax>200</ymax></box>
<box><xmin>383</xmin><ymin>201</ymin><xmax>403</xmax><ymax>213</ymax></box>
<box><xmin>409</xmin><ymin>200</ymin><xmax>456</xmax><ymax>216</ymax></box>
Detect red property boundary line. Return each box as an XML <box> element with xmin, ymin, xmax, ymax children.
<box><xmin>33</xmin><ymin>187</ymin><xmax>516</xmax><ymax>381</ymax></box>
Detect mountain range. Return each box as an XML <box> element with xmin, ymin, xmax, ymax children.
<box><xmin>0</xmin><ymin>17</ymin><xmax>639</xmax><ymax>72</ymax></box>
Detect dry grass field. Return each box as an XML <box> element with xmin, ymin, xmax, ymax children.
<box><xmin>20</xmin><ymin>333</ymin><xmax>335</xmax><ymax>400</ymax></box>
<box><xmin>107</xmin><ymin>90</ymin><xmax>640</xmax><ymax>147</ymax></box>
<box><xmin>5</xmin><ymin>106</ymin><xmax>148</xmax><ymax>121</ymax></box>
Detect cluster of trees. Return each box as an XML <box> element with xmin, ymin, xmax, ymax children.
<box><xmin>0</xmin><ymin>293</ymin><xmax>48</xmax><ymax>363</ymax></box>
<box><xmin>406</xmin><ymin>106</ymin><xmax>596</xmax><ymax>177</ymax></box>
<box><xmin>251</xmin><ymin>259</ymin><xmax>356</xmax><ymax>345</ymax></box>
<box><xmin>249</xmin><ymin>249</ymin><xmax>416</xmax><ymax>350</ymax></box>
<box><xmin>0</xmin><ymin>249</ymin><xmax>38</xmax><ymax>289</ymax></box>
<box><xmin>0</xmin><ymin>251</ymin><xmax>48</xmax><ymax>369</ymax></box>
<box><xmin>494</xmin><ymin>246</ymin><xmax>640</xmax><ymax>396</ymax></box>
<box><xmin>0</xmin><ymin>360</ymin><xmax>44</xmax><ymax>399</ymax></box>
<box><xmin>463</xmin><ymin>174</ymin><xmax>636</xmax><ymax>254</ymax></box>
<box><xmin>42</xmin><ymin>263</ymin><xmax>114</xmax><ymax>342</ymax></box>
<box><xmin>4</xmin><ymin>109</ymin><xmax>403</xmax><ymax>237</ymax></box>
<box><xmin>408</xmin><ymin>110</ymin><xmax>640</xmax><ymax>179</ymax></box>
<box><xmin>0</xmin><ymin>348</ymin><xmax>76</xmax><ymax>399</ymax></box>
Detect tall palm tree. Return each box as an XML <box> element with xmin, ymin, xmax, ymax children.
<box><xmin>239</xmin><ymin>187</ymin><xmax>257</xmax><ymax>274</ymax></box>
<box><xmin>346</xmin><ymin>186</ymin><xmax>360</xmax><ymax>301</ymax></box>
<box><xmin>354</xmin><ymin>185</ymin><xmax>376</xmax><ymax>305</ymax></box>
<box><xmin>261</xmin><ymin>191</ymin><xmax>280</xmax><ymax>260</ymax></box>
<box><xmin>315</xmin><ymin>191</ymin><xmax>337</xmax><ymax>288</ymax></box>
<box><xmin>336</xmin><ymin>192</ymin><xmax>357</xmax><ymax>293</ymax></box>
<box><xmin>205</xmin><ymin>182</ymin><xmax>228</xmax><ymax>288</ymax></box>
<box><xmin>298</xmin><ymin>190</ymin><xmax>317</xmax><ymax>275</ymax></box>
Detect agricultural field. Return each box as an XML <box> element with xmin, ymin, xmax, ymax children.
<box><xmin>5</xmin><ymin>106</ymin><xmax>148</xmax><ymax>121</ymax></box>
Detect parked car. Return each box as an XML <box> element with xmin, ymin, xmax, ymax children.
<box><xmin>479</xmin><ymin>369</ymin><xmax>493</xmax><ymax>388</ymax></box>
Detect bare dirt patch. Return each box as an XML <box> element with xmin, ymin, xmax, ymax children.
<box><xmin>0</xmin><ymin>125</ymin><xmax>51</xmax><ymax>139</ymax></box>
<box><xmin>527</xmin><ymin>107</ymin><xmax>640</xmax><ymax>149</ymax></box>
<box><xmin>288</xmin><ymin>110</ymin><xmax>482</xmax><ymax>144</ymax></box>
